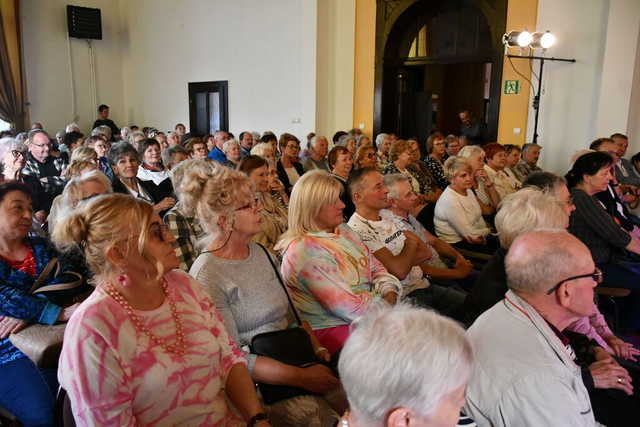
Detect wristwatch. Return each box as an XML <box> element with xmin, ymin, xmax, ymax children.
<box><xmin>247</xmin><ymin>413</ymin><xmax>269</xmax><ymax>426</ymax></box>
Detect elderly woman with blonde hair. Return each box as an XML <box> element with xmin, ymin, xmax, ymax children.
<box><xmin>338</xmin><ymin>303</ymin><xmax>474</xmax><ymax>427</ymax></box>
<box><xmin>434</xmin><ymin>156</ymin><xmax>497</xmax><ymax>254</ymax></box>
<box><xmin>53</xmin><ymin>193</ymin><xmax>269</xmax><ymax>426</ymax></box>
<box><xmin>458</xmin><ymin>145</ymin><xmax>501</xmax><ymax>212</ymax></box>
<box><xmin>182</xmin><ymin>163</ymin><xmax>341</xmax><ymax>426</ymax></box>
<box><xmin>276</xmin><ymin>170</ymin><xmax>401</xmax><ymax>355</ymax></box>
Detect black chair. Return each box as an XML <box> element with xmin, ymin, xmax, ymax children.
<box><xmin>54</xmin><ymin>388</ymin><xmax>75</xmax><ymax>427</ymax></box>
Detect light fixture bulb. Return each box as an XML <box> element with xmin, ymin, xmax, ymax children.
<box><xmin>540</xmin><ymin>32</ymin><xmax>556</xmax><ymax>49</ymax></box>
<box><xmin>516</xmin><ymin>31</ymin><xmax>533</xmax><ymax>47</ymax></box>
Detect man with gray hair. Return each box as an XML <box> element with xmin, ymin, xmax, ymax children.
<box><xmin>207</xmin><ymin>130</ymin><xmax>230</xmax><ymax>163</ymax></box>
<box><xmin>384</xmin><ymin>173</ymin><xmax>475</xmax><ymax>288</ymax></box>
<box><xmin>465</xmin><ymin>230</ymin><xmax>605</xmax><ymax>426</ymax></box>
<box><xmin>22</xmin><ymin>129</ymin><xmax>68</xmax><ymax>198</ymax></box>
<box><xmin>513</xmin><ymin>143</ymin><xmax>543</xmax><ymax>182</ymax></box>
<box><xmin>302</xmin><ymin>135</ymin><xmax>329</xmax><ymax>172</ymax></box>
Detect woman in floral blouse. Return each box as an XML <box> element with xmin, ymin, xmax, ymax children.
<box><xmin>276</xmin><ymin>171</ymin><xmax>401</xmax><ymax>355</ymax></box>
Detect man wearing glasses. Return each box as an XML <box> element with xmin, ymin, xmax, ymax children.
<box><xmin>22</xmin><ymin>130</ymin><xmax>68</xmax><ymax>198</ymax></box>
<box><xmin>464</xmin><ymin>230</ymin><xmax>629</xmax><ymax>427</ymax></box>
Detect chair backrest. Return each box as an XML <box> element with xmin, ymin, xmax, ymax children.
<box><xmin>55</xmin><ymin>387</ymin><xmax>76</xmax><ymax>427</ymax></box>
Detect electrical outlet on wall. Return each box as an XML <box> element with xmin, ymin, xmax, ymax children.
<box><xmin>513</xmin><ymin>128</ymin><xmax>521</xmax><ymax>135</ymax></box>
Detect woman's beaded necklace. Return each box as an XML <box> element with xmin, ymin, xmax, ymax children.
<box><xmin>103</xmin><ymin>279</ymin><xmax>186</xmax><ymax>355</ymax></box>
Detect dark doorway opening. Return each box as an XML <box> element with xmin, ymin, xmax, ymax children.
<box><xmin>188</xmin><ymin>81</ymin><xmax>229</xmax><ymax>136</ymax></box>
<box><xmin>374</xmin><ymin>0</ymin><xmax>507</xmax><ymax>144</ymax></box>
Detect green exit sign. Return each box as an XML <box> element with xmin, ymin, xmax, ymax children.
<box><xmin>504</xmin><ymin>80</ymin><xmax>521</xmax><ymax>94</ymax></box>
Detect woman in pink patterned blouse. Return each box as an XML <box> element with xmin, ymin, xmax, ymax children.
<box><xmin>52</xmin><ymin>194</ymin><xmax>270</xmax><ymax>427</ymax></box>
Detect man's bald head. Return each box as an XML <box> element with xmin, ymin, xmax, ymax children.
<box><xmin>505</xmin><ymin>230</ymin><xmax>593</xmax><ymax>295</ymax></box>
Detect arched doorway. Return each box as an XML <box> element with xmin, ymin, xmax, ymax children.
<box><xmin>374</xmin><ymin>0</ymin><xmax>507</xmax><ymax>145</ymax></box>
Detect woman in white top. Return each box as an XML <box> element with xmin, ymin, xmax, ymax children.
<box><xmin>483</xmin><ymin>143</ymin><xmax>521</xmax><ymax>199</ymax></box>
<box><xmin>434</xmin><ymin>157</ymin><xmax>498</xmax><ymax>254</ymax></box>
<box><xmin>137</xmin><ymin>138</ymin><xmax>171</xmax><ymax>186</ymax></box>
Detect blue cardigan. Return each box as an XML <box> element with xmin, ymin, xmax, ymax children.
<box><xmin>0</xmin><ymin>237</ymin><xmax>65</xmax><ymax>365</ymax></box>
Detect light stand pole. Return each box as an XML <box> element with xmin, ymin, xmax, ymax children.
<box><xmin>506</xmin><ymin>54</ymin><xmax>576</xmax><ymax>145</ymax></box>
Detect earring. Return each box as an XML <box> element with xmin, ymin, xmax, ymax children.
<box><xmin>117</xmin><ymin>270</ymin><xmax>128</xmax><ymax>286</ymax></box>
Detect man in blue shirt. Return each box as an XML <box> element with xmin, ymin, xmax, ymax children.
<box><xmin>207</xmin><ymin>130</ymin><xmax>230</xmax><ymax>163</ymax></box>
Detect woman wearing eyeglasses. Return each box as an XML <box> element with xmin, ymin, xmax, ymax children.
<box><xmin>53</xmin><ymin>193</ymin><xmax>270</xmax><ymax>427</ymax></box>
<box><xmin>0</xmin><ymin>137</ymin><xmax>51</xmax><ymax>222</ymax></box>
<box><xmin>353</xmin><ymin>145</ymin><xmax>377</xmax><ymax>170</ymax></box>
<box><xmin>276</xmin><ymin>134</ymin><xmax>304</xmax><ymax>195</ymax></box>
<box><xmin>183</xmin><ymin>165</ymin><xmax>341</xmax><ymax>426</ymax></box>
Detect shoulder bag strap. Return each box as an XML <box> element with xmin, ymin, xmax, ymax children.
<box><xmin>27</xmin><ymin>257</ymin><xmax>59</xmax><ymax>294</ymax></box>
<box><xmin>257</xmin><ymin>244</ymin><xmax>303</xmax><ymax>326</ymax></box>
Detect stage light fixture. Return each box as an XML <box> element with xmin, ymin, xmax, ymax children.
<box><xmin>530</xmin><ymin>31</ymin><xmax>556</xmax><ymax>49</ymax></box>
<box><xmin>502</xmin><ymin>30</ymin><xmax>533</xmax><ymax>47</ymax></box>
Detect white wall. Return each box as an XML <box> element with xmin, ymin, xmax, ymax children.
<box><xmin>531</xmin><ymin>0</ymin><xmax>640</xmax><ymax>173</ymax></box>
<box><xmin>119</xmin><ymin>0</ymin><xmax>316</xmax><ymax>139</ymax></box>
<box><xmin>21</xmin><ymin>0</ymin><xmax>317</xmax><ymax>141</ymax></box>
<box><xmin>21</xmin><ymin>0</ymin><xmax>125</xmax><ymax>134</ymax></box>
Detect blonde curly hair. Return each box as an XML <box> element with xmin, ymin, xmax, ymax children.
<box><xmin>179</xmin><ymin>160</ymin><xmax>255</xmax><ymax>247</ymax></box>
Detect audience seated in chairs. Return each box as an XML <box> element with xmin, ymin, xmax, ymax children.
<box><xmin>302</xmin><ymin>135</ymin><xmax>330</xmax><ymax>172</ymax></box>
<box><xmin>503</xmin><ymin>144</ymin><xmax>522</xmax><ymax>184</ymax></box>
<box><xmin>0</xmin><ymin>137</ymin><xmax>50</xmax><ymax>222</ymax></box>
<box><xmin>566</xmin><ymin>151</ymin><xmax>640</xmax><ymax>332</ymax></box>
<box><xmin>347</xmin><ymin>167</ymin><xmax>466</xmax><ymax>321</ymax></box>
<box><xmin>162</xmin><ymin>159</ymin><xmax>208</xmax><ymax>272</ymax></box>
<box><xmin>462</xmin><ymin>186</ymin><xmax>572</xmax><ymax>326</ymax></box>
<box><xmin>52</xmin><ymin>193</ymin><xmax>269</xmax><ymax>426</ymax></box>
<box><xmin>275</xmin><ymin>170</ymin><xmax>401</xmax><ymax>355</ymax></box>
<box><xmin>384</xmin><ymin>173</ymin><xmax>476</xmax><ymax>289</ymax></box>
<box><xmin>183</xmin><ymin>165</ymin><xmax>341</xmax><ymax>426</ymax></box>
<box><xmin>0</xmin><ymin>182</ymin><xmax>80</xmax><ymax>427</ymax></box>
<box><xmin>136</xmin><ymin>138</ymin><xmax>172</xmax><ymax>186</ymax></box>
<box><xmin>353</xmin><ymin>143</ymin><xmax>377</xmax><ymax>171</ymax></box>
<box><xmin>422</xmin><ymin>132</ymin><xmax>450</xmax><ymax>190</ymax></box>
<box><xmin>513</xmin><ymin>142</ymin><xmax>543</xmax><ymax>183</ymax></box>
<box><xmin>482</xmin><ymin>142</ymin><xmax>521</xmax><ymax>198</ymax></box>
<box><xmin>375</xmin><ymin>133</ymin><xmax>391</xmax><ymax>170</ymax></box>
<box><xmin>238</xmin><ymin>155</ymin><xmax>288</xmax><ymax>252</ymax></box>
<box><xmin>434</xmin><ymin>157</ymin><xmax>498</xmax><ymax>255</ymax></box>
<box><xmin>328</xmin><ymin>145</ymin><xmax>355</xmax><ymax>220</ymax></box>
<box><xmin>457</xmin><ymin>145</ymin><xmax>501</xmax><ymax>213</ymax></box>
<box><xmin>338</xmin><ymin>303</ymin><xmax>473</xmax><ymax>427</ymax></box>
<box><xmin>276</xmin><ymin>134</ymin><xmax>304</xmax><ymax>194</ymax></box>
<box><xmin>465</xmin><ymin>230</ymin><xmax>634</xmax><ymax>427</ymax></box>
<box><xmin>109</xmin><ymin>142</ymin><xmax>176</xmax><ymax>215</ymax></box>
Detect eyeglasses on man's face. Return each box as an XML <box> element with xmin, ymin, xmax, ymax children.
<box><xmin>545</xmin><ymin>268</ymin><xmax>603</xmax><ymax>295</ymax></box>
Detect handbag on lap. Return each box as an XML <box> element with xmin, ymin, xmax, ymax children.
<box><xmin>250</xmin><ymin>244</ymin><xmax>320</xmax><ymax>405</ymax></box>
<box><xmin>9</xmin><ymin>257</ymin><xmax>85</xmax><ymax>368</ymax></box>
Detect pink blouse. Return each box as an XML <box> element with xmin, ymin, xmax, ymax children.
<box><xmin>58</xmin><ymin>270</ymin><xmax>246</xmax><ymax>426</ymax></box>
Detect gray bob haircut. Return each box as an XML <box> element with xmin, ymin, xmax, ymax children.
<box><xmin>339</xmin><ymin>302</ymin><xmax>472</xmax><ymax>425</ymax></box>
<box><xmin>495</xmin><ymin>187</ymin><xmax>568</xmax><ymax>249</ymax></box>
<box><xmin>384</xmin><ymin>173</ymin><xmax>411</xmax><ymax>199</ymax></box>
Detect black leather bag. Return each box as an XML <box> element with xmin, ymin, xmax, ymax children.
<box><xmin>250</xmin><ymin>245</ymin><xmax>318</xmax><ymax>405</ymax></box>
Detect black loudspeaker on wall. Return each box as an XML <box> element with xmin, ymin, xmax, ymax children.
<box><xmin>67</xmin><ymin>5</ymin><xmax>102</xmax><ymax>40</ymax></box>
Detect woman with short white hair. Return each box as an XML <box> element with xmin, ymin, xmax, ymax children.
<box><xmin>338</xmin><ymin>303</ymin><xmax>473</xmax><ymax>427</ymax></box>
<box><xmin>251</xmin><ymin>142</ymin><xmax>276</xmax><ymax>162</ymax></box>
<box><xmin>222</xmin><ymin>139</ymin><xmax>242</xmax><ymax>168</ymax></box>
<box><xmin>276</xmin><ymin>171</ymin><xmax>401</xmax><ymax>354</ymax></box>
<box><xmin>434</xmin><ymin>157</ymin><xmax>496</xmax><ymax>254</ymax></box>
<box><xmin>458</xmin><ymin>145</ymin><xmax>501</xmax><ymax>211</ymax></box>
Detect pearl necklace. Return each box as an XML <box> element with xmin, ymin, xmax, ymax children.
<box><xmin>103</xmin><ymin>279</ymin><xmax>186</xmax><ymax>355</ymax></box>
